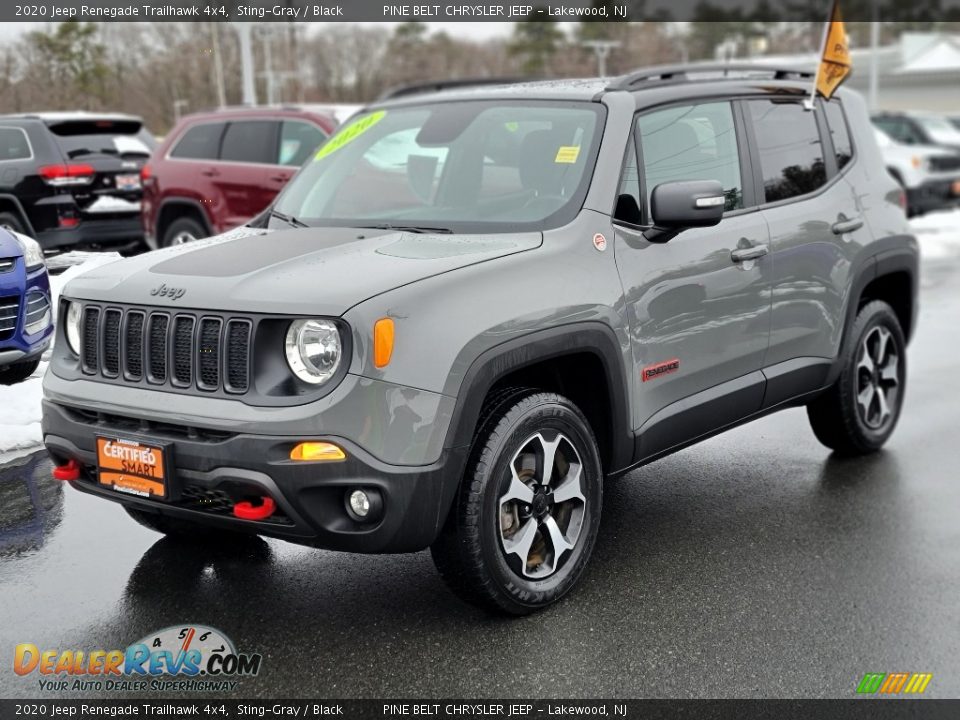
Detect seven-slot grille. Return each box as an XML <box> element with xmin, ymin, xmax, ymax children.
<box><xmin>80</xmin><ymin>305</ymin><xmax>252</xmax><ymax>394</ymax></box>
<box><xmin>0</xmin><ymin>296</ymin><xmax>19</xmax><ymax>339</ymax></box>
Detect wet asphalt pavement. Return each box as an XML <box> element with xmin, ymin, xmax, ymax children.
<box><xmin>1</xmin><ymin>257</ymin><xmax>958</xmax><ymax>700</ymax></box>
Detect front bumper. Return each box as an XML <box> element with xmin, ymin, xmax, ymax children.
<box><xmin>42</xmin><ymin>400</ymin><xmax>465</xmax><ymax>553</ymax></box>
<box><xmin>0</xmin><ymin>262</ymin><xmax>54</xmax><ymax>364</ymax></box>
<box><xmin>907</xmin><ymin>178</ymin><xmax>960</xmax><ymax>215</ymax></box>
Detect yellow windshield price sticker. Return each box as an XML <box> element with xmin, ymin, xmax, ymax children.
<box><xmin>505</xmin><ymin>121</ymin><xmax>519</xmax><ymax>132</ymax></box>
<box><xmin>315</xmin><ymin>110</ymin><xmax>387</xmax><ymax>160</ymax></box>
<box><xmin>555</xmin><ymin>146</ymin><xmax>581</xmax><ymax>164</ymax></box>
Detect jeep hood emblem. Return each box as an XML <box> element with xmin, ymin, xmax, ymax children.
<box><xmin>150</xmin><ymin>283</ymin><xmax>186</xmax><ymax>301</ymax></box>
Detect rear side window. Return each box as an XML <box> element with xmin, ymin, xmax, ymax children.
<box><xmin>0</xmin><ymin>127</ymin><xmax>31</xmax><ymax>161</ymax></box>
<box><xmin>279</xmin><ymin>121</ymin><xmax>327</xmax><ymax>166</ymax></box>
<box><xmin>170</xmin><ymin>122</ymin><xmax>225</xmax><ymax>160</ymax></box>
<box><xmin>220</xmin><ymin>121</ymin><xmax>276</xmax><ymax>164</ymax></box>
<box><xmin>823</xmin><ymin>101</ymin><xmax>853</xmax><ymax>170</ymax></box>
<box><xmin>637</xmin><ymin>101</ymin><xmax>744</xmax><ymax>212</ymax></box>
<box><xmin>748</xmin><ymin>101</ymin><xmax>827</xmax><ymax>202</ymax></box>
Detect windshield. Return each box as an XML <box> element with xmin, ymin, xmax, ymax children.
<box><xmin>50</xmin><ymin>120</ymin><xmax>156</xmax><ymax>159</ymax></box>
<box><xmin>916</xmin><ymin>116</ymin><xmax>960</xmax><ymax>144</ymax></box>
<box><xmin>270</xmin><ymin>100</ymin><xmax>604</xmax><ymax>233</ymax></box>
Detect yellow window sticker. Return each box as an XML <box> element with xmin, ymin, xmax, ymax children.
<box><xmin>315</xmin><ymin>110</ymin><xmax>387</xmax><ymax>160</ymax></box>
<box><xmin>505</xmin><ymin>121</ymin><xmax>520</xmax><ymax>132</ymax></box>
<box><xmin>555</xmin><ymin>146</ymin><xmax>581</xmax><ymax>164</ymax></box>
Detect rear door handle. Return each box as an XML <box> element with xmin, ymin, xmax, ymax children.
<box><xmin>832</xmin><ymin>217</ymin><xmax>863</xmax><ymax>235</ymax></box>
<box><xmin>200</xmin><ymin>168</ymin><xmax>220</xmax><ymax>178</ymax></box>
<box><xmin>731</xmin><ymin>244</ymin><xmax>769</xmax><ymax>263</ymax></box>
<box><xmin>268</xmin><ymin>174</ymin><xmax>290</xmax><ymax>183</ymax></box>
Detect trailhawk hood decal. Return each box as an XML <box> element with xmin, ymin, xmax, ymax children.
<box><xmin>62</xmin><ymin>226</ymin><xmax>543</xmax><ymax>315</ymax></box>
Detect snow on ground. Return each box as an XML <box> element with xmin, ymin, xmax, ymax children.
<box><xmin>0</xmin><ymin>253</ymin><xmax>121</xmax><ymax>464</ymax></box>
<box><xmin>912</xmin><ymin>207</ymin><xmax>960</xmax><ymax>261</ymax></box>
<box><xmin>1</xmin><ymin>209</ymin><xmax>959</xmax><ymax>464</ymax></box>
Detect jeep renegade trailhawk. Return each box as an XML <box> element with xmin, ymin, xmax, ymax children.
<box><xmin>43</xmin><ymin>65</ymin><xmax>918</xmax><ymax>614</ymax></box>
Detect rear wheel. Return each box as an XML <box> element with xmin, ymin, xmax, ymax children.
<box><xmin>161</xmin><ymin>217</ymin><xmax>206</xmax><ymax>247</ymax></box>
<box><xmin>807</xmin><ymin>300</ymin><xmax>907</xmax><ymax>455</ymax></box>
<box><xmin>0</xmin><ymin>358</ymin><xmax>41</xmax><ymax>385</ymax></box>
<box><xmin>0</xmin><ymin>212</ymin><xmax>26</xmax><ymax>235</ymax></box>
<box><xmin>125</xmin><ymin>507</ymin><xmax>243</xmax><ymax>539</ymax></box>
<box><xmin>431</xmin><ymin>391</ymin><xmax>603</xmax><ymax>615</ymax></box>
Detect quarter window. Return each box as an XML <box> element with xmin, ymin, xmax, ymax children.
<box><xmin>220</xmin><ymin>121</ymin><xmax>276</xmax><ymax>164</ymax></box>
<box><xmin>637</xmin><ymin>102</ymin><xmax>744</xmax><ymax>212</ymax></box>
<box><xmin>748</xmin><ymin>101</ymin><xmax>827</xmax><ymax>202</ymax></box>
<box><xmin>0</xmin><ymin>127</ymin><xmax>31</xmax><ymax>161</ymax></box>
<box><xmin>170</xmin><ymin>122</ymin><xmax>224</xmax><ymax>160</ymax></box>
<box><xmin>823</xmin><ymin>100</ymin><xmax>853</xmax><ymax>170</ymax></box>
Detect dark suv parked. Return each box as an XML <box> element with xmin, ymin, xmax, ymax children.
<box><xmin>141</xmin><ymin>107</ymin><xmax>337</xmax><ymax>248</ymax></box>
<box><xmin>44</xmin><ymin>65</ymin><xmax>917</xmax><ymax>614</ymax></box>
<box><xmin>0</xmin><ymin>113</ymin><xmax>156</xmax><ymax>252</ymax></box>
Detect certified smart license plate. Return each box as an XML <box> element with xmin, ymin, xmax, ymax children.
<box><xmin>97</xmin><ymin>436</ymin><xmax>168</xmax><ymax>500</ymax></box>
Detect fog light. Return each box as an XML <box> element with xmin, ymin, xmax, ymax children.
<box><xmin>349</xmin><ymin>490</ymin><xmax>370</xmax><ymax>517</ymax></box>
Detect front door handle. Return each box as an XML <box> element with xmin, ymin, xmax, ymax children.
<box><xmin>200</xmin><ymin>168</ymin><xmax>220</xmax><ymax>178</ymax></box>
<box><xmin>731</xmin><ymin>244</ymin><xmax>769</xmax><ymax>263</ymax></box>
<box><xmin>832</xmin><ymin>217</ymin><xmax>864</xmax><ymax>235</ymax></box>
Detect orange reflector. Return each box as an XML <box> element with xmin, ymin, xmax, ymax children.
<box><xmin>290</xmin><ymin>442</ymin><xmax>346</xmax><ymax>462</ymax></box>
<box><xmin>373</xmin><ymin>318</ymin><xmax>395</xmax><ymax>369</ymax></box>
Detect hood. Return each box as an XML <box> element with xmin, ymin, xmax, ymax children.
<box><xmin>63</xmin><ymin>225</ymin><xmax>542</xmax><ymax>316</ymax></box>
<box><xmin>0</xmin><ymin>229</ymin><xmax>22</xmax><ymax>259</ymax></box>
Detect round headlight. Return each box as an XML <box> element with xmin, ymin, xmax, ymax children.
<box><xmin>65</xmin><ymin>302</ymin><xmax>82</xmax><ymax>356</ymax></box>
<box><xmin>284</xmin><ymin>319</ymin><xmax>342</xmax><ymax>385</ymax></box>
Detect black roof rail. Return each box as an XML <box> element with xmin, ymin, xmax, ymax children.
<box><xmin>607</xmin><ymin>63</ymin><xmax>815</xmax><ymax>91</ymax></box>
<box><xmin>377</xmin><ymin>77</ymin><xmax>535</xmax><ymax>101</ymax></box>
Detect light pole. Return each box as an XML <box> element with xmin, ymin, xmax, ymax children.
<box><xmin>582</xmin><ymin>40</ymin><xmax>621</xmax><ymax>77</ymax></box>
<box><xmin>231</xmin><ymin>22</ymin><xmax>257</xmax><ymax>106</ymax></box>
<box><xmin>868</xmin><ymin>7</ymin><xmax>880</xmax><ymax>110</ymax></box>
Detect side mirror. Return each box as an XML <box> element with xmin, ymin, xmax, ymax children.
<box><xmin>645</xmin><ymin>180</ymin><xmax>725</xmax><ymax>243</ymax></box>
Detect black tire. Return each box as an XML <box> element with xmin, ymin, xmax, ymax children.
<box><xmin>0</xmin><ymin>212</ymin><xmax>27</xmax><ymax>235</ymax></box>
<box><xmin>0</xmin><ymin>358</ymin><xmax>41</xmax><ymax>385</ymax></box>
<box><xmin>161</xmin><ymin>216</ymin><xmax>206</xmax><ymax>248</ymax></box>
<box><xmin>125</xmin><ymin>506</ymin><xmax>240</xmax><ymax>539</ymax></box>
<box><xmin>431</xmin><ymin>390</ymin><xmax>603</xmax><ymax>615</ymax></box>
<box><xmin>807</xmin><ymin>300</ymin><xmax>907</xmax><ymax>455</ymax></box>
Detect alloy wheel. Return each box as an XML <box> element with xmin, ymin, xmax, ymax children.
<box><xmin>498</xmin><ymin>431</ymin><xmax>587</xmax><ymax>579</ymax></box>
<box><xmin>856</xmin><ymin>325</ymin><xmax>900</xmax><ymax>430</ymax></box>
<box><xmin>170</xmin><ymin>231</ymin><xmax>197</xmax><ymax>246</ymax></box>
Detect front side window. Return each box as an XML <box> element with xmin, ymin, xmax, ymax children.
<box><xmin>748</xmin><ymin>100</ymin><xmax>827</xmax><ymax>202</ymax></box>
<box><xmin>170</xmin><ymin>122</ymin><xmax>225</xmax><ymax>160</ymax></box>
<box><xmin>271</xmin><ymin>101</ymin><xmax>603</xmax><ymax>232</ymax></box>
<box><xmin>637</xmin><ymin>102</ymin><xmax>744</xmax><ymax>212</ymax></box>
<box><xmin>279</xmin><ymin>121</ymin><xmax>327</xmax><ymax>166</ymax></box>
<box><xmin>0</xmin><ymin>128</ymin><xmax>31</xmax><ymax>161</ymax></box>
<box><xmin>220</xmin><ymin>121</ymin><xmax>276</xmax><ymax>164</ymax></box>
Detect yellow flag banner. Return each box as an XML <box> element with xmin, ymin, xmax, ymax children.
<box><xmin>816</xmin><ymin>1</ymin><xmax>852</xmax><ymax>99</ymax></box>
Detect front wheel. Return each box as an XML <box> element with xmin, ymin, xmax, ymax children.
<box><xmin>0</xmin><ymin>358</ymin><xmax>41</xmax><ymax>385</ymax></box>
<box><xmin>807</xmin><ymin>300</ymin><xmax>907</xmax><ymax>455</ymax></box>
<box><xmin>431</xmin><ymin>391</ymin><xmax>603</xmax><ymax>615</ymax></box>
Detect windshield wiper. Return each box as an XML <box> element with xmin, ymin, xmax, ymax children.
<box><xmin>354</xmin><ymin>223</ymin><xmax>453</xmax><ymax>234</ymax></box>
<box><xmin>270</xmin><ymin>210</ymin><xmax>309</xmax><ymax>229</ymax></box>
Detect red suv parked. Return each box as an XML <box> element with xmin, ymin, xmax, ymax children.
<box><xmin>142</xmin><ymin>107</ymin><xmax>337</xmax><ymax>248</ymax></box>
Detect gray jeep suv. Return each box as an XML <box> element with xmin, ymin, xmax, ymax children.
<box><xmin>42</xmin><ymin>65</ymin><xmax>918</xmax><ymax>614</ymax></box>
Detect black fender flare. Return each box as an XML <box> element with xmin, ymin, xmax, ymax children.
<box><xmin>443</xmin><ymin>321</ymin><xmax>634</xmax><ymax>475</ymax></box>
<box><xmin>155</xmin><ymin>197</ymin><xmax>214</xmax><ymax>239</ymax></box>
<box><xmin>0</xmin><ymin>194</ymin><xmax>38</xmax><ymax>236</ymax></box>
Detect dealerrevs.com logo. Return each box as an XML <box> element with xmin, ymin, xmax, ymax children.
<box><xmin>14</xmin><ymin>625</ymin><xmax>262</xmax><ymax>693</ymax></box>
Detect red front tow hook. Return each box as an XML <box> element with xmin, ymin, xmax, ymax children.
<box><xmin>233</xmin><ymin>496</ymin><xmax>276</xmax><ymax>521</ymax></box>
<box><xmin>52</xmin><ymin>459</ymin><xmax>80</xmax><ymax>481</ymax></box>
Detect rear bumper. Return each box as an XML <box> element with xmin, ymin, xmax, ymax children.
<box><xmin>41</xmin><ymin>400</ymin><xmax>465</xmax><ymax>553</ymax></box>
<box><xmin>36</xmin><ymin>216</ymin><xmax>144</xmax><ymax>251</ymax></box>
<box><xmin>907</xmin><ymin>178</ymin><xmax>960</xmax><ymax>215</ymax></box>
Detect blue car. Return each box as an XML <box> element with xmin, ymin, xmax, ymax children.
<box><xmin>0</xmin><ymin>227</ymin><xmax>53</xmax><ymax>385</ymax></box>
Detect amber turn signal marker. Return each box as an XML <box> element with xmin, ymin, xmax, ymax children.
<box><xmin>373</xmin><ymin>317</ymin><xmax>395</xmax><ymax>368</ymax></box>
<box><xmin>290</xmin><ymin>442</ymin><xmax>346</xmax><ymax>462</ymax></box>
